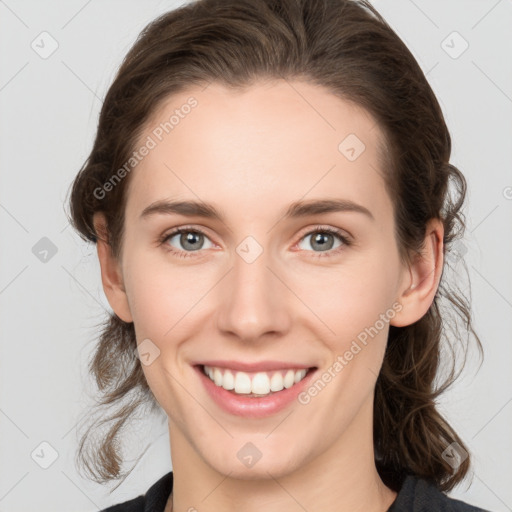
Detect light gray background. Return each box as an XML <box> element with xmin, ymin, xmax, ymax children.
<box><xmin>1</xmin><ymin>0</ymin><xmax>511</xmax><ymax>511</ymax></box>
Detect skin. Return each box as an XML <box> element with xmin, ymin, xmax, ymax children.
<box><xmin>93</xmin><ymin>79</ymin><xmax>444</xmax><ymax>512</ymax></box>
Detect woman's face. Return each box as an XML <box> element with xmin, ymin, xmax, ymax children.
<box><xmin>106</xmin><ymin>80</ymin><xmax>412</xmax><ymax>479</ymax></box>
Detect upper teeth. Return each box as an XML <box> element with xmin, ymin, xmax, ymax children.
<box><xmin>203</xmin><ymin>365</ymin><xmax>308</xmax><ymax>396</ymax></box>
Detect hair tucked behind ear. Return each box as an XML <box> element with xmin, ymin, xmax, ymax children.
<box><xmin>67</xmin><ymin>0</ymin><xmax>482</xmax><ymax>491</ymax></box>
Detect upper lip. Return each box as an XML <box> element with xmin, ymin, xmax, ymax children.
<box><xmin>194</xmin><ymin>360</ymin><xmax>316</xmax><ymax>372</ymax></box>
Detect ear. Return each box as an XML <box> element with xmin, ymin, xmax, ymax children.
<box><xmin>93</xmin><ymin>212</ymin><xmax>133</xmax><ymax>323</ymax></box>
<box><xmin>390</xmin><ymin>218</ymin><xmax>444</xmax><ymax>328</ymax></box>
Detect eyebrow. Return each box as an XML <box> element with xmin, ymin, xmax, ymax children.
<box><xmin>140</xmin><ymin>198</ymin><xmax>374</xmax><ymax>222</ymax></box>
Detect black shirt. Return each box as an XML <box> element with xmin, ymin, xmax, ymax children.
<box><xmin>101</xmin><ymin>471</ymin><xmax>491</xmax><ymax>511</ymax></box>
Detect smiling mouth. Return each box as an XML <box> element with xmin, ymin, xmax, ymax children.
<box><xmin>198</xmin><ymin>364</ymin><xmax>317</xmax><ymax>397</ymax></box>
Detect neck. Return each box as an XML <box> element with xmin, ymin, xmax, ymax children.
<box><xmin>165</xmin><ymin>399</ymin><xmax>397</xmax><ymax>512</ymax></box>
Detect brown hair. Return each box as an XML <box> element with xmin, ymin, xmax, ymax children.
<box><xmin>67</xmin><ymin>0</ymin><xmax>482</xmax><ymax>493</ymax></box>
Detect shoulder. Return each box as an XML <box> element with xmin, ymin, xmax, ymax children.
<box><xmin>388</xmin><ymin>475</ymin><xmax>491</xmax><ymax>512</ymax></box>
<box><xmin>100</xmin><ymin>471</ymin><xmax>173</xmax><ymax>512</ymax></box>
<box><xmin>101</xmin><ymin>496</ymin><xmax>145</xmax><ymax>512</ymax></box>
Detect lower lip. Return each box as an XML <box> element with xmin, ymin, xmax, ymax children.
<box><xmin>194</xmin><ymin>365</ymin><xmax>317</xmax><ymax>418</ymax></box>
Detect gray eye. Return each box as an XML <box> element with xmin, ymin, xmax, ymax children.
<box><xmin>166</xmin><ymin>230</ymin><xmax>214</xmax><ymax>252</ymax></box>
<box><xmin>298</xmin><ymin>231</ymin><xmax>343</xmax><ymax>252</ymax></box>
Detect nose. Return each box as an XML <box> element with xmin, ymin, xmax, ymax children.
<box><xmin>215</xmin><ymin>246</ymin><xmax>292</xmax><ymax>343</ymax></box>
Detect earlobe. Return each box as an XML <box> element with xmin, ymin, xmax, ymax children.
<box><xmin>93</xmin><ymin>212</ymin><xmax>133</xmax><ymax>323</ymax></box>
<box><xmin>390</xmin><ymin>219</ymin><xmax>444</xmax><ymax>328</ymax></box>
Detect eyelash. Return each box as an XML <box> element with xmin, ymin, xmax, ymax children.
<box><xmin>158</xmin><ymin>224</ymin><xmax>352</xmax><ymax>260</ymax></box>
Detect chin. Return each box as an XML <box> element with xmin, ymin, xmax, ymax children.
<box><xmin>203</xmin><ymin>444</ymin><xmax>306</xmax><ymax>481</ymax></box>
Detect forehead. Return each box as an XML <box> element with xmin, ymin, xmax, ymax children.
<box><xmin>125</xmin><ymin>80</ymin><xmax>391</xmax><ymax>224</ymax></box>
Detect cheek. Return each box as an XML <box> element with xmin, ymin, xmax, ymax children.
<box><xmin>123</xmin><ymin>249</ymin><xmax>205</xmax><ymax>338</ymax></box>
<box><xmin>290</xmin><ymin>253</ymin><xmax>399</xmax><ymax>342</ymax></box>
<box><xmin>124</xmin><ymin>254</ymin><xmax>201</xmax><ymax>411</ymax></box>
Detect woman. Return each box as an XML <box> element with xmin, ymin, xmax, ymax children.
<box><xmin>67</xmin><ymin>0</ymin><xmax>489</xmax><ymax>510</ymax></box>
